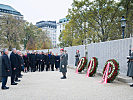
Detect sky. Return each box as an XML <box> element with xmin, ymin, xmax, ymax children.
<box><xmin>0</xmin><ymin>0</ymin><xmax>73</xmax><ymax>24</ymax></box>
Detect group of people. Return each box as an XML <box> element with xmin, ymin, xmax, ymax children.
<box><xmin>0</xmin><ymin>48</ymin><xmax>68</xmax><ymax>90</ymax></box>
<box><xmin>23</xmin><ymin>50</ymin><xmax>63</xmax><ymax>72</ymax></box>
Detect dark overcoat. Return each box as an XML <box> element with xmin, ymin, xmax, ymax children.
<box><xmin>0</xmin><ymin>56</ymin><xmax>2</xmax><ymax>77</ymax></box>
<box><xmin>50</xmin><ymin>55</ymin><xmax>55</xmax><ymax>65</ymax></box>
<box><xmin>10</xmin><ymin>52</ymin><xmax>18</xmax><ymax>71</ymax></box>
<box><xmin>38</xmin><ymin>54</ymin><xmax>43</xmax><ymax>65</ymax></box>
<box><xmin>2</xmin><ymin>54</ymin><xmax>11</xmax><ymax>77</ymax></box>
<box><xmin>55</xmin><ymin>56</ymin><xmax>60</xmax><ymax>69</ymax></box>
<box><xmin>45</xmin><ymin>55</ymin><xmax>50</xmax><ymax>65</ymax></box>
<box><xmin>60</xmin><ymin>53</ymin><xmax>67</xmax><ymax>73</ymax></box>
<box><xmin>127</xmin><ymin>52</ymin><xmax>133</xmax><ymax>77</ymax></box>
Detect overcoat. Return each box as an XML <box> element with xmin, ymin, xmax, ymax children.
<box><xmin>2</xmin><ymin>54</ymin><xmax>11</xmax><ymax>77</ymax></box>
<box><xmin>55</xmin><ymin>56</ymin><xmax>60</xmax><ymax>69</ymax></box>
<box><xmin>127</xmin><ymin>52</ymin><xmax>133</xmax><ymax>77</ymax></box>
<box><xmin>0</xmin><ymin>56</ymin><xmax>2</xmax><ymax>77</ymax></box>
<box><xmin>64</xmin><ymin>53</ymin><xmax>68</xmax><ymax>65</ymax></box>
<box><xmin>10</xmin><ymin>52</ymin><xmax>18</xmax><ymax>73</ymax></box>
<box><xmin>60</xmin><ymin>53</ymin><xmax>67</xmax><ymax>73</ymax></box>
<box><xmin>50</xmin><ymin>55</ymin><xmax>55</xmax><ymax>65</ymax></box>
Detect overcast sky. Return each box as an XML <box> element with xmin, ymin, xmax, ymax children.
<box><xmin>0</xmin><ymin>0</ymin><xmax>73</xmax><ymax>24</ymax></box>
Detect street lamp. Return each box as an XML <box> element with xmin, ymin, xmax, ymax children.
<box><xmin>121</xmin><ymin>16</ymin><xmax>126</xmax><ymax>39</ymax></box>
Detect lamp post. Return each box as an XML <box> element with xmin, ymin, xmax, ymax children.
<box><xmin>121</xmin><ymin>16</ymin><xmax>126</xmax><ymax>39</ymax></box>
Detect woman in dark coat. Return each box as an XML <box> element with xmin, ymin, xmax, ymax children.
<box><xmin>75</xmin><ymin>50</ymin><xmax>80</xmax><ymax>66</ymax></box>
<box><xmin>55</xmin><ymin>53</ymin><xmax>60</xmax><ymax>71</ymax></box>
<box><xmin>1</xmin><ymin>49</ymin><xmax>11</xmax><ymax>90</ymax></box>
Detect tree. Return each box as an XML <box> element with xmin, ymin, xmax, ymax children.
<box><xmin>0</xmin><ymin>14</ymin><xmax>24</xmax><ymax>50</ymax></box>
<box><xmin>24</xmin><ymin>22</ymin><xmax>52</xmax><ymax>50</ymax></box>
<box><xmin>59</xmin><ymin>0</ymin><xmax>128</xmax><ymax>47</ymax></box>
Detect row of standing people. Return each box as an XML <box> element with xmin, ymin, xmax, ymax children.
<box><xmin>23</xmin><ymin>51</ymin><xmax>65</xmax><ymax>72</ymax></box>
<box><xmin>1</xmin><ymin>48</ymin><xmax>24</xmax><ymax>90</ymax></box>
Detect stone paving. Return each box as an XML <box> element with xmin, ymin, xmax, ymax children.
<box><xmin>0</xmin><ymin>68</ymin><xmax>133</xmax><ymax>100</ymax></box>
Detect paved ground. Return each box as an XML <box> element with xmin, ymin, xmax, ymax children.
<box><xmin>0</xmin><ymin>68</ymin><xmax>133</xmax><ymax>100</ymax></box>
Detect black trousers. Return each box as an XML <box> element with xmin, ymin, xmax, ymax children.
<box><xmin>11</xmin><ymin>70</ymin><xmax>16</xmax><ymax>83</ymax></box>
<box><xmin>27</xmin><ymin>62</ymin><xmax>30</xmax><ymax>71</ymax></box>
<box><xmin>2</xmin><ymin>76</ymin><xmax>8</xmax><ymax>88</ymax></box>
<box><xmin>46</xmin><ymin>64</ymin><xmax>50</xmax><ymax>71</ymax></box>
<box><xmin>38</xmin><ymin>62</ymin><xmax>42</xmax><ymax>71</ymax></box>
<box><xmin>51</xmin><ymin>64</ymin><xmax>54</xmax><ymax>71</ymax></box>
<box><xmin>36</xmin><ymin>60</ymin><xmax>39</xmax><ymax>71</ymax></box>
<box><xmin>30</xmin><ymin>62</ymin><xmax>36</xmax><ymax>72</ymax></box>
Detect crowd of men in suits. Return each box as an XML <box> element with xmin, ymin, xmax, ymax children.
<box><xmin>0</xmin><ymin>48</ymin><xmax>68</xmax><ymax>90</ymax></box>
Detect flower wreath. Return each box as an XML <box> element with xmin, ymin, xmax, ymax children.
<box><xmin>87</xmin><ymin>57</ymin><xmax>98</xmax><ymax>77</ymax></box>
<box><xmin>77</xmin><ymin>57</ymin><xmax>87</xmax><ymax>72</ymax></box>
<box><xmin>103</xmin><ymin>59</ymin><xmax>119</xmax><ymax>83</ymax></box>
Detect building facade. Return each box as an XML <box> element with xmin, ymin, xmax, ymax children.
<box><xmin>56</xmin><ymin>18</ymin><xmax>69</xmax><ymax>46</ymax></box>
<box><xmin>36</xmin><ymin>21</ymin><xmax>57</xmax><ymax>48</ymax></box>
<box><xmin>0</xmin><ymin>4</ymin><xmax>23</xmax><ymax>19</ymax></box>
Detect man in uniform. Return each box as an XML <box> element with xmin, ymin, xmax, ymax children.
<box><xmin>60</xmin><ymin>49</ymin><xmax>67</xmax><ymax>79</ymax></box>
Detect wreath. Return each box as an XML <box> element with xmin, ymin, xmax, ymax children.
<box><xmin>77</xmin><ymin>57</ymin><xmax>87</xmax><ymax>72</ymax></box>
<box><xmin>103</xmin><ymin>59</ymin><xmax>119</xmax><ymax>83</ymax></box>
<box><xmin>87</xmin><ymin>57</ymin><xmax>98</xmax><ymax>77</ymax></box>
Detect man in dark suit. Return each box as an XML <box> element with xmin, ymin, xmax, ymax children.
<box><xmin>1</xmin><ymin>49</ymin><xmax>11</xmax><ymax>90</ymax></box>
<box><xmin>42</xmin><ymin>53</ymin><xmax>46</xmax><ymax>71</ymax></box>
<box><xmin>35</xmin><ymin>51</ymin><xmax>40</xmax><ymax>71</ymax></box>
<box><xmin>55</xmin><ymin>53</ymin><xmax>60</xmax><ymax>71</ymax></box>
<box><xmin>26</xmin><ymin>50</ymin><xmax>30</xmax><ymax>72</ymax></box>
<box><xmin>15</xmin><ymin>51</ymin><xmax>22</xmax><ymax>82</ymax></box>
<box><xmin>50</xmin><ymin>53</ymin><xmax>55</xmax><ymax>71</ymax></box>
<box><xmin>10</xmin><ymin>48</ymin><xmax>18</xmax><ymax>85</ymax></box>
<box><xmin>46</xmin><ymin>53</ymin><xmax>50</xmax><ymax>71</ymax></box>
<box><xmin>30</xmin><ymin>51</ymin><xmax>36</xmax><ymax>72</ymax></box>
<box><xmin>38</xmin><ymin>52</ymin><xmax>42</xmax><ymax>72</ymax></box>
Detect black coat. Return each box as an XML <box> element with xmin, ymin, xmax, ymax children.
<box><xmin>2</xmin><ymin>54</ymin><xmax>11</xmax><ymax>77</ymax></box>
<box><xmin>16</xmin><ymin>54</ymin><xmax>21</xmax><ymax>68</ymax></box>
<box><xmin>42</xmin><ymin>55</ymin><xmax>46</xmax><ymax>63</ymax></box>
<box><xmin>23</xmin><ymin>55</ymin><xmax>28</xmax><ymax>67</ymax></box>
<box><xmin>127</xmin><ymin>52</ymin><xmax>133</xmax><ymax>77</ymax></box>
<box><xmin>30</xmin><ymin>54</ymin><xmax>36</xmax><ymax>64</ymax></box>
<box><xmin>36</xmin><ymin>54</ymin><xmax>40</xmax><ymax>61</ymax></box>
<box><xmin>0</xmin><ymin>56</ymin><xmax>2</xmax><ymax>77</ymax></box>
<box><xmin>10</xmin><ymin>52</ymin><xmax>18</xmax><ymax>70</ymax></box>
<box><xmin>50</xmin><ymin>55</ymin><xmax>55</xmax><ymax>65</ymax></box>
<box><xmin>55</xmin><ymin>56</ymin><xmax>60</xmax><ymax>69</ymax></box>
<box><xmin>45</xmin><ymin>55</ymin><xmax>50</xmax><ymax>65</ymax></box>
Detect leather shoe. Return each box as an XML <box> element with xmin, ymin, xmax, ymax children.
<box><xmin>61</xmin><ymin>77</ymin><xmax>66</xmax><ymax>79</ymax></box>
<box><xmin>1</xmin><ymin>86</ymin><xmax>9</xmax><ymax>90</ymax></box>
<box><xmin>15</xmin><ymin>80</ymin><xmax>21</xmax><ymax>82</ymax></box>
<box><xmin>11</xmin><ymin>83</ymin><xmax>18</xmax><ymax>85</ymax></box>
<box><xmin>130</xmin><ymin>84</ymin><xmax>133</xmax><ymax>87</ymax></box>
